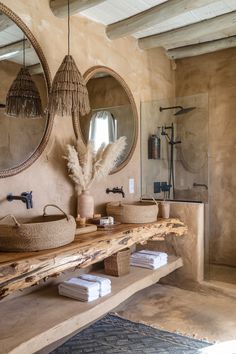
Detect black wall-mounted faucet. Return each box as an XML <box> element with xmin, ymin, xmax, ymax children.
<box><xmin>7</xmin><ymin>191</ymin><xmax>33</xmax><ymax>209</ymax></box>
<box><xmin>106</xmin><ymin>186</ymin><xmax>125</xmax><ymax>198</ymax></box>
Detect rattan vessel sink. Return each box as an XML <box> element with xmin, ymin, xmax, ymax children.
<box><xmin>106</xmin><ymin>201</ymin><xmax>159</xmax><ymax>223</ymax></box>
<box><xmin>0</xmin><ymin>204</ymin><xmax>76</xmax><ymax>252</ymax></box>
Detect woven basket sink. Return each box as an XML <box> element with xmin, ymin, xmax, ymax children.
<box><xmin>106</xmin><ymin>201</ymin><xmax>159</xmax><ymax>224</ymax></box>
<box><xmin>0</xmin><ymin>204</ymin><xmax>76</xmax><ymax>252</ymax></box>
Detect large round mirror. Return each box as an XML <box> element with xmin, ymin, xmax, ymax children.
<box><xmin>0</xmin><ymin>4</ymin><xmax>51</xmax><ymax>177</ymax></box>
<box><xmin>74</xmin><ymin>66</ymin><xmax>138</xmax><ymax>173</ymax></box>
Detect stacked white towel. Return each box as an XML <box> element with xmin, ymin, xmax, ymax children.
<box><xmin>79</xmin><ymin>274</ymin><xmax>111</xmax><ymax>297</ymax></box>
<box><xmin>130</xmin><ymin>250</ymin><xmax>168</xmax><ymax>270</ymax></box>
<box><xmin>58</xmin><ymin>278</ymin><xmax>100</xmax><ymax>302</ymax></box>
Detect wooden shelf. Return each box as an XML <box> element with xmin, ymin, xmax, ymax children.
<box><xmin>0</xmin><ymin>219</ymin><xmax>187</xmax><ymax>298</ymax></box>
<box><xmin>0</xmin><ymin>256</ymin><xmax>183</xmax><ymax>354</ymax></box>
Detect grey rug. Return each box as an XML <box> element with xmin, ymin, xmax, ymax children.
<box><xmin>51</xmin><ymin>314</ymin><xmax>211</xmax><ymax>354</ymax></box>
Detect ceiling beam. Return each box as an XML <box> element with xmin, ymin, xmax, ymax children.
<box><xmin>0</xmin><ymin>40</ymin><xmax>31</xmax><ymax>61</ymax></box>
<box><xmin>167</xmin><ymin>36</ymin><xmax>236</xmax><ymax>59</ymax></box>
<box><xmin>0</xmin><ymin>12</ymin><xmax>13</xmax><ymax>32</ymax></box>
<box><xmin>106</xmin><ymin>0</ymin><xmax>218</xmax><ymax>40</ymax></box>
<box><xmin>139</xmin><ymin>11</ymin><xmax>236</xmax><ymax>50</ymax></box>
<box><xmin>50</xmin><ymin>0</ymin><xmax>106</xmax><ymax>18</ymax></box>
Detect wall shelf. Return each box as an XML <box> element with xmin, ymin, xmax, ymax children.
<box><xmin>0</xmin><ymin>219</ymin><xmax>187</xmax><ymax>298</ymax></box>
<box><xmin>0</xmin><ymin>256</ymin><xmax>183</xmax><ymax>354</ymax></box>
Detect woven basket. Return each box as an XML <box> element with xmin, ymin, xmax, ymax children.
<box><xmin>0</xmin><ymin>204</ymin><xmax>76</xmax><ymax>252</ymax></box>
<box><xmin>106</xmin><ymin>202</ymin><xmax>123</xmax><ymax>222</ymax></box>
<box><xmin>106</xmin><ymin>201</ymin><xmax>158</xmax><ymax>223</ymax></box>
<box><xmin>104</xmin><ymin>248</ymin><xmax>130</xmax><ymax>276</ymax></box>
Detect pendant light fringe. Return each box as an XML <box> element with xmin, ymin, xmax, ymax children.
<box><xmin>6</xmin><ymin>67</ymin><xmax>43</xmax><ymax>118</ymax></box>
<box><xmin>48</xmin><ymin>55</ymin><xmax>90</xmax><ymax>118</ymax></box>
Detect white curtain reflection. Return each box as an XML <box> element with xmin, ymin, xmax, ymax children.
<box><xmin>89</xmin><ymin>110</ymin><xmax>117</xmax><ymax>151</ymax></box>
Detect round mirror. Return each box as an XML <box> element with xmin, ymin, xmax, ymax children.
<box><xmin>0</xmin><ymin>4</ymin><xmax>51</xmax><ymax>177</ymax></box>
<box><xmin>74</xmin><ymin>66</ymin><xmax>138</xmax><ymax>173</ymax></box>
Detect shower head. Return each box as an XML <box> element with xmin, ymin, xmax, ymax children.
<box><xmin>174</xmin><ymin>106</ymin><xmax>196</xmax><ymax>115</ymax></box>
<box><xmin>159</xmin><ymin>106</ymin><xmax>196</xmax><ymax>116</ymax></box>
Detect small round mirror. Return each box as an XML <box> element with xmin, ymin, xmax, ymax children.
<box><xmin>74</xmin><ymin>66</ymin><xmax>138</xmax><ymax>173</ymax></box>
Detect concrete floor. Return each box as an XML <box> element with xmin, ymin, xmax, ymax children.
<box><xmin>116</xmin><ymin>284</ymin><xmax>236</xmax><ymax>343</ymax></box>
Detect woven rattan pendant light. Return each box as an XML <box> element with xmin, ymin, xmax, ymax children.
<box><xmin>48</xmin><ymin>0</ymin><xmax>90</xmax><ymax>118</ymax></box>
<box><xmin>6</xmin><ymin>38</ymin><xmax>43</xmax><ymax>118</ymax></box>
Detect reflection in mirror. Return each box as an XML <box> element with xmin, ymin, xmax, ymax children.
<box><xmin>89</xmin><ymin>110</ymin><xmax>117</xmax><ymax>151</ymax></box>
<box><xmin>0</xmin><ymin>10</ymin><xmax>48</xmax><ymax>171</ymax></box>
<box><xmin>79</xmin><ymin>70</ymin><xmax>137</xmax><ymax>172</ymax></box>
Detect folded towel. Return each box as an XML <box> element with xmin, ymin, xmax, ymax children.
<box><xmin>79</xmin><ymin>274</ymin><xmax>111</xmax><ymax>286</ymax></box>
<box><xmin>131</xmin><ymin>255</ymin><xmax>166</xmax><ymax>265</ymax></box>
<box><xmin>58</xmin><ymin>285</ymin><xmax>99</xmax><ymax>302</ymax></box>
<box><xmin>131</xmin><ymin>251</ymin><xmax>167</xmax><ymax>263</ymax></box>
<box><xmin>131</xmin><ymin>251</ymin><xmax>167</xmax><ymax>259</ymax></box>
<box><xmin>100</xmin><ymin>287</ymin><xmax>111</xmax><ymax>297</ymax></box>
<box><xmin>138</xmin><ymin>250</ymin><xmax>168</xmax><ymax>258</ymax></box>
<box><xmin>130</xmin><ymin>250</ymin><xmax>168</xmax><ymax>270</ymax></box>
<box><xmin>63</xmin><ymin>278</ymin><xmax>100</xmax><ymax>292</ymax></box>
<box><xmin>130</xmin><ymin>259</ymin><xmax>167</xmax><ymax>270</ymax></box>
<box><xmin>79</xmin><ymin>274</ymin><xmax>111</xmax><ymax>297</ymax></box>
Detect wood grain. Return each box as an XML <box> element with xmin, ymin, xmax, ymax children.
<box><xmin>106</xmin><ymin>0</ymin><xmax>217</xmax><ymax>40</ymax></box>
<box><xmin>139</xmin><ymin>11</ymin><xmax>236</xmax><ymax>50</ymax></box>
<box><xmin>167</xmin><ymin>36</ymin><xmax>236</xmax><ymax>59</ymax></box>
<box><xmin>0</xmin><ymin>257</ymin><xmax>183</xmax><ymax>354</ymax></box>
<box><xmin>0</xmin><ymin>219</ymin><xmax>187</xmax><ymax>298</ymax></box>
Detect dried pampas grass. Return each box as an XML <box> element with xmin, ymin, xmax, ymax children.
<box><xmin>64</xmin><ymin>137</ymin><xmax>127</xmax><ymax>191</ymax></box>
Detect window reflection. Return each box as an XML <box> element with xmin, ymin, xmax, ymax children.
<box><xmin>89</xmin><ymin>110</ymin><xmax>117</xmax><ymax>151</ymax></box>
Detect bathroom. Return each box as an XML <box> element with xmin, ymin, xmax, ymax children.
<box><xmin>0</xmin><ymin>1</ymin><xmax>236</xmax><ymax>353</ymax></box>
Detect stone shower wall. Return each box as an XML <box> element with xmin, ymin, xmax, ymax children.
<box><xmin>175</xmin><ymin>48</ymin><xmax>236</xmax><ymax>267</ymax></box>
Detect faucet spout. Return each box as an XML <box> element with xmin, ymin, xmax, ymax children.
<box><xmin>106</xmin><ymin>186</ymin><xmax>125</xmax><ymax>198</ymax></box>
<box><xmin>7</xmin><ymin>191</ymin><xmax>33</xmax><ymax>209</ymax></box>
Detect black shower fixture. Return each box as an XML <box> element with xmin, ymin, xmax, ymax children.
<box><xmin>159</xmin><ymin>105</ymin><xmax>196</xmax><ymax>115</ymax></box>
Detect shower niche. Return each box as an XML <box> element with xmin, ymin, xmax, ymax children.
<box><xmin>141</xmin><ymin>93</ymin><xmax>209</xmax><ymax>202</ymax></box>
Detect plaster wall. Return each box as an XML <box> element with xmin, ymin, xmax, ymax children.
<box><xmin>141</xmin><ymin>202</ymin><xmax>204</xmax><ymax>284</ymax></box>
<box><xmin>175</xmin><ymin>48</ymin><xmax>236</xmax><ymax>267</ymax></box>
<box><xmin>0</xmin><ymin>0</ymin><xmax>175</xmax><ymax>217</ymax></box>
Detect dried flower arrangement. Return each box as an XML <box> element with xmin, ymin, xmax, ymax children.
<box><xmin>65</xmin><ymin>136</ymin><xmax>127</xmax><ymax>192</ymax></box>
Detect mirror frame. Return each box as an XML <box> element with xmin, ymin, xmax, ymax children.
<box><xmin>73</xmin><ymin>65</ymin><xmax>138</xmax><ymax>174</ymax></box>
<box><xmin>0</xmin><ymin>3</ymin><xmax>52</xmax><ymax>178</ymax></box>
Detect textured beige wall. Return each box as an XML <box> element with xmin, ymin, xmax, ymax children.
<box><xmin>175</xmin><ymin>48</ymin><xmax>236</xmax><ymax>267</ymax></box>
<box><xmin>0</xmin><ymin>0</ymin><xmax>175</xmax><ymax>217</ymax></box>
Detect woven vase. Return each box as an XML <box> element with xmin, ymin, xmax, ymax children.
<box><xmin>77</xmin><ymin>190</ymin><xmax>94</xmax><ymax>218</ymax></box>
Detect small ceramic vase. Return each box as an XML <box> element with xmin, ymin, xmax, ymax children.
<box><xmin>77</xmin><ymin>190</ymin><xmax>94</xmax><ymax>218</ymax></box>
<box><xmin>160</xmin><ymin>201</ymin><xmax>170</xmax><ymax>219</ymax></box>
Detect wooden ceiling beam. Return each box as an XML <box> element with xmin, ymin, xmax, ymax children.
<box><xmin>139</xmin><ymin>11</ymin><xmax>236</xmax><ymax>50</ymax></box>
<box><xmin>0</xmin><ymin>40</ymin><xmax>31</xmax><ymax>61</ymax></box>
<box><xmin>50</xmin><ymin>0</ymin><xmax>106</xmax><ymax>18</ymax></box>
<box><xmin>106</xmin><ymin>0</ymin><xmax>218</xmax><ymax>40</ymax></box>
<box><xmin>167</xmin><ymin>36</ymin><xmax>236</xmax><ymax>59</ymax></box>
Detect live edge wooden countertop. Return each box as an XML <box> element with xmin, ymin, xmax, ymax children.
<box><xmin>0</xmin><ymin>218</ymin><xmax>187</xmax><ymax>299</ymax></box>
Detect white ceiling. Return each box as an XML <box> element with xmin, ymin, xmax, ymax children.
<box><xmin>80</xmin><ymin>0</ymin><xmax>167</xmax><ymax>26</ymax></box>
<box><xmin>0</xmin><ymin>17</ymin><xmax>40</xmax><ymax>66</ymax></box>
<box><xmin>80</xmin><ymin>0</ymin><xmax>236</xmax><ymax>39</ymax></box>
